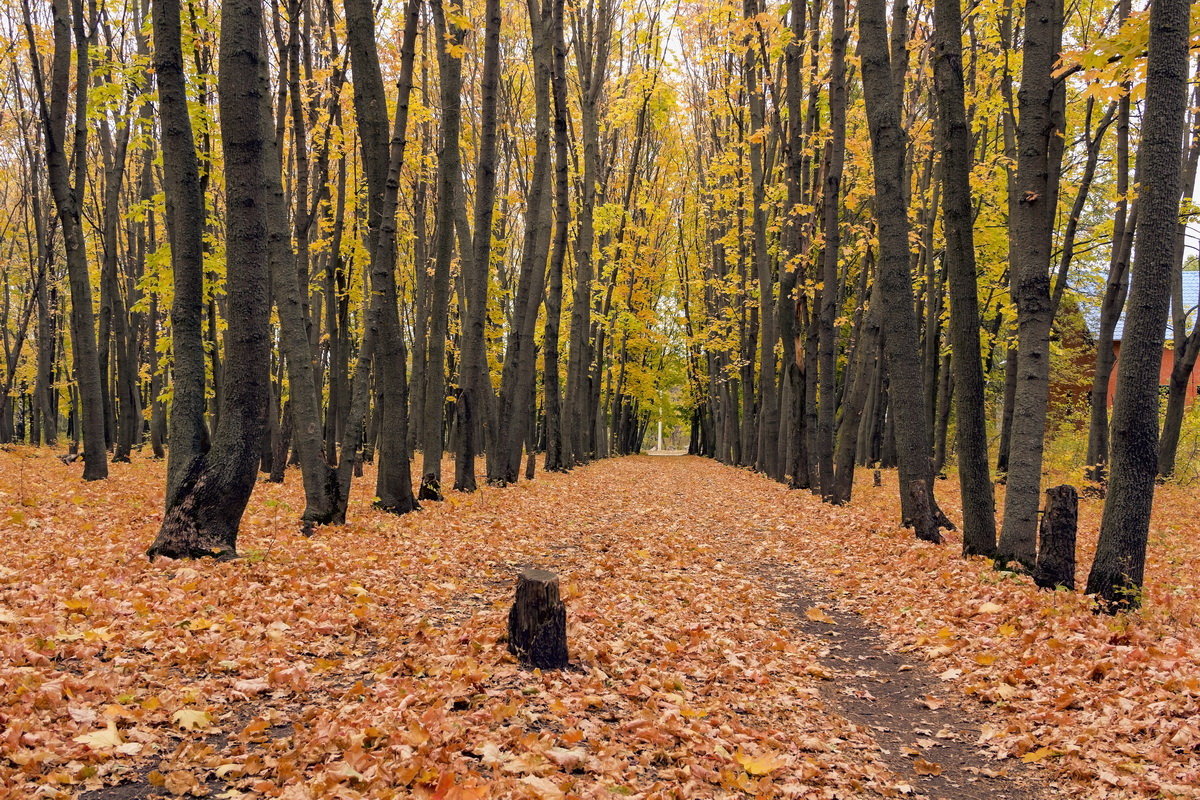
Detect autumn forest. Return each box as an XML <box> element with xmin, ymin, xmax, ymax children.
<box><xmin>1</xmin><ymin>0</ymin><xmax>1199</xmax><ymax>795</ymax></box>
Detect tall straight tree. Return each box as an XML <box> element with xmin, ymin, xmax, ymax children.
<box><xmin>857</xmin><ymin>0</ymin><xmax>942</xmax><ymax>542</ymax></box>
<box><xmin>1086</xmin><ymin>0</ymin><xmax>1189</xmax><ymax>610</ymax></box>
<box><xmin>932</xmin><ymin>0</ymin><xmax>996</xmax><ymax>556</ymax></box>
<box><xmin>341</xmin><ymin>0</ymin><xmax>419</xmax><ymax>515</ymax></box>
<box><xmin>745</xmin><ymin>0</ymin><xmax>779</xmax><ymax>481</ymax></box>
<box><xmin>23</xmin><ymin>0</ymin><xmax>107</xmax><ymax>480</ymax></box>
<box><xmin>454</xmin><ymin>0</ymin><xmax>501</xmax><ymax>492</ymax></box>
<box><xmin>422</xmin><ymin>0</ymin><xmax>466</xmax><ymax>501</ymax></box>
<box><xmin>260</xmin><ymin>47</ymin><xmax>339</xmax><ymax>528</ymax></box>
<box><xmin>542</xmin><ymin>0</ymin><xmax>570</xmax><ymax>473</ymax></box>
<box><xmin>153</xmin><ymin>0</ymin><xmax>208</xmax><ymax>506</ymax></box>
<box><xmin>815</xmin><ymin>0</ymin><xmax>847</xmax><ymax>499</ymax></box>
<box><xmin>997</xmin><ymin>0</ymin><xmax>1065</xmax><ymax>569</ymax></box>
<box><xmin>147</xmin><ymin>0</ymin><xmax>272</xmax><ymax>558</ymax></box>
<box><xmin>490</xmin><ymin>0</ymin><xmax>554</xmax><ymax>484</ymax></box>
<box><xmin>564</xmin><ymin>0</ymin><xmax>613</xmax><ymax>467</ymax></box>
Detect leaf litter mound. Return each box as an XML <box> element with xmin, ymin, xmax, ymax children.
<box><xmin>0</xmin><ymin>449</ymin><xmax>1196</xmax><ymax>799</ymax></box>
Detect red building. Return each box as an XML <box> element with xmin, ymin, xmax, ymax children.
<box><xmin>1103</xmin><ymin>271</ymin><xmax>1200</xmax><ymax>407</ymax></box>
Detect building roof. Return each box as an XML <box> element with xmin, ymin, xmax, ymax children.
<box><xmin>1086</xmin><ymin>270</ymin><xmax>1200</xmax><ymax>342</ymax></box>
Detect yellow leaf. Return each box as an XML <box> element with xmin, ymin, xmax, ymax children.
<box><xmin>172</xmin><ymin>708</ymin><xmax>212</xmax><ymax>731</ymax></box>
<box><xmin>1021</xmin><ymin>746</ymin><xmax>1060</xmax><ymax>763</ymax></box>
<box><xmin>74</xmin><ymin>721</ymin><xmax>122</xmax><ymax>750</ymax></box>
<box><xmin>736</xmin><ymin>750</ymin><xmax>786</xmax><ymax>776</ymax></box>
<box><xmin>974</xmin><ymin>652</ymin><xmax>998</xmax><ymax>666</ymax></box>
<box><xmin>804</xmin><ymin>607</ymin><xmax>835</xmax><ymax>624</ymax></box>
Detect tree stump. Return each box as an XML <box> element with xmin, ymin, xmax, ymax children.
<box><xmin>906</xmin><ymin>480</ymin><xmax>942</xmax><ymax>544</ymax></box>
<box><xmin>508</xmin><ymin>568</ymin><xmax>568</xmax><ymax>669</ymax></box>
<box><xmin>872</xmin><ymin>469</ymin><xmax>882</xmax><ymax>487</ymax></box>
<box><xmin>419</xmin><ymin>472</ymin><xmax>443</xmax><ymax>502</ymax></box>
<box><xmin>1034</xmin><ymin>484</ymin><xmax>1077</xmax><ymax>590</ymax></box>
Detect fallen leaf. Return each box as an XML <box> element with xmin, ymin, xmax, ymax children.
<box><xmin>736</xmin><ymin>750</ymin><xmax>787</xmax><ymax>776</ymax></box>
<box><xmin>73</xmin><ymin>721</ymin><xmax>122</xmax><ymax>750</ymax></box>
<box><xmin>172</xmin><ymin>708</ymin><xmax>213</xmax><ymax>731</ymax></box>
<box><xmin>913</xmin><ymin>758</ymin><xmax>943</xmax><ymax>776</ymax></box>
<box><xmin>805</xmin><ymin>607</ymin><xmax>836</xmax><ymax>624</ymax></box>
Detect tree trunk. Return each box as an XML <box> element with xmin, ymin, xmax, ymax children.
<box><xmin>27</xmin><ymin>0</ymin><xmax>107</xmax><ymax>480</ymax></box>
<box><xmin>421</xmin><ymin>0</ymin><xmax>465</xmax><ymax>501</ymax></box>
<box><xmin>261</xmin><ymin>52</ymin><xmax>339</xmax><ymax>527</ymax></box>
<box><xmin>491</xmin><ymin>0</ymin><xmax>554</xmax><ymax>485</ymax></box>
<box><xmin>1087</xmin><ymin>0</ymin><xmax>1189</xmax><ymax>610</ymax></box>
<box><xmin>932</xmin><ymin>0</ymin><xmax>996</xmax><ymax>556</ymax></box>
<box><xmin>154</xmin><ymin>0</ymin><xmax>210</xmax><ymax>504</ymax></box>
<box><xmin>997</xmin><ymin>0</ymin><xmax>1065</xmax><ymax>570</ymax></box>
<box><xmin>542</xmin><ymin>0</ymin><xmax>569</xmax><ymax>473</ymax></box>
<box><xmin>1155</xmin><ymin>58</ymin><xmax>1200</xmax><ymax>479</ymax></box>
<box><xmin>454</xmin><ymin>0</ymin><xmax>501</xmax><ymax>492</ymax></box>
<box><xmin>508</xmin><ymin>568</ymin><xmax>569</xmax><ymax>669</ymax></box>
<box><xmin>857</xmin><ymin>0</ymin><xmax>943</xmax><ymax>534</ymax></box>
<box><xmin>148</xmin><ymin>0</ymin><xmax>272</xmax><ymax>559</ymax></box>
<box><xmin>339</xmin><ymin>0</ymin><xmax>419</xmax><ymax>517</ymax></box>
<box><xmin>815</xmin><ymin>0</ymin><xmax>847</xmax><ymax>499</ymax></box>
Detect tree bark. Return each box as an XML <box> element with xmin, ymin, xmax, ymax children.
<box><xmin>25</xmin><ymin>0</ymin><xmax>107</xmax><ymax>480</ymax></box>
<box><xmin>454</xmin><ymin>0</ymin><xmax>501</xmax><ymax>492</ymax></box>
<box><xmin>153</xmin><ymin>0</ymin><xmax>209</xmax><ymax>505</ymax></box>
<box><xmin>542</xmin><ymin>0</ymin><xmax>569</xmax><ymax>473</ymax></box>
<box><xmin>421</xmin><ymin>0</ymin><xmax>465</xmax><ymax>500</ymax></box>
<box><xmin>1034</xmin><ymin>485</ymin><xmax>1077</xmax><ymax>590</ymax></box>
<box><xmin>148</xmin><ymin>0</ymin><xmax>272</xmax><ymax>559</ymax></box>
<box><xmin>857</xmin><ymin>0</ymin><xmax>943</xmax><ymax>534</ymax></box>
<box><xmin>1087</xmin><ymin>0</ymin><xmax>1189</xmax><ymax>610</ymax></box>
<box><xmin>508</xmin><ymin>568</ymin><xmax>569</xmax><ymax>669</ymax></box>
<box><xmin>997</xmin><ymin>0</ymin><xmax>1065</xmax><ymax>570</ymax></box>
<box><xmin>339</xmin><ymin>0</ymin><xmax>419</xmax><ymax>517</ymax></box>
<box><xmin>815</xmin><ymin>0</ymin><xmax>847</xmax><ymax>499</ymax></box>
<box><xmin>932</xmin><ymin>0</ymin><xmax>996</xmax><ymax>556</ymax></box>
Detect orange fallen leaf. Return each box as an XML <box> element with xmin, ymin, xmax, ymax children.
<box><xmin>913</xmin><ymin>758</ymin><xmax>943</xmax><ymax>776</ymax></box>
<box><xmin>804</xmin><ymin>607</ymin><xmax>836</xmax><ymax>624</ymax></box>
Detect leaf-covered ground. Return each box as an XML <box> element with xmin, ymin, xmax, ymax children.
<box><xmin>0</xmin><ymin>450</ymin><xmax>1197</xmax><ymax>799</ymax></box>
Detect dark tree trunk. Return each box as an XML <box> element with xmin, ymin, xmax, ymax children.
<box><xmin>997</xmin><ymin>0</ymin><xmax>1065</xmax><ymax>570</ymax></box>
<box><xmin>830</xmin><ymin>280</ymin><xmax>881</xmax><ymax>505</ymax></box>
<box><xmin>148</xmin><ymin>0</ymin><xmax>272</xmax><ymax>559</ymax></box>
<box><xmin>542</xmin><ymin>0</ymin><xmax>569</xmax><ymax>473</ymax></box>
<box><xmin>26</xmin><ymin>0</ymin><xmax>107</xmax><ymax>480</ymax></box>
<box><xmin>421</xmin><ymin>0</ymin><xmax>465</xmax><ymax>500</ymax></box>
<box><xmin>932</xmin><ymin>0</ymin><xmax>997</xmax><ymax>556</ymax></box>
<box><xmin>261</xmin><ymin>56</ymin><xmax>339</xmax><ymax>526</ymax></box>
<box><xmin>1155</xmin><ymin>58</ymin><xmax>1200</xmax><ymax>479</ymax></box>
<box><xmin>491</xmin><ymin>0</ymin><xmax>554</xmax><ymax>485</ymax></box>
<box><xmin>339</xmin><ymin>0</ymin><xmax>419</xmax><ymax>517</ymax></box>
<box><xmin>815</xmin><ymin>0</ymin><xmax>847</xmax><ymax>499</ymax></box>
<box><xmin>1087</xmin><ymin>0</ymin><xmax>1189</xmax><ymax>610</ymax></box>
<box><xmin>857</xmin><ymin>0</ymin><xmax>943</xmax><ymax>534</ymax></box>
<box><xmin>564</xmin><ymin>0</ymin><xmax>612</xmax><ymax>467</ymax></box>
<box><xmin>153</xmin><ymin>0</ymin><xmax>209</xmax><ymax>504</ymax></box>
<box><xmin>454</xmin><ymin>0</ymin><xmax>501</xmax><ymax>492</ymax></box>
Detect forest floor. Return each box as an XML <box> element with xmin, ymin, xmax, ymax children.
<box><xmin>0</xmin><ymin>450</ymin><xmax>1198</xmax><ymax>800</ymax></box>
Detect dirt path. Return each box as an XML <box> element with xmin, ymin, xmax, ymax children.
<box><xmin>771</xmin><ymin>568</ymin><xmax>1043</xmax><ymax>799</ymax></box>
<box><xmin>608</xmin><ymin>456</ymin><xmax>1048</xmax><ymax>800</ymax></box>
